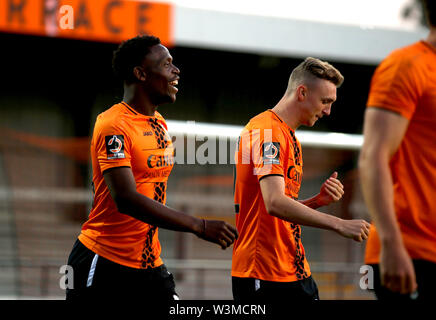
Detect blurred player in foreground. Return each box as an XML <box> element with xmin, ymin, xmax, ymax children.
<box><xmin>359</xmin><ymin>0</ymin><xmax>436</xmax><ymax>300</ymax></box>
<box><xmin>65</xmin><ymin>35</ymin><xmax>238</xmax><ymax>301</ymax></box>
<box><xmin>232</xmin><ymin>57</ymin><xmax>370</xmax><ymax>301</ymax></box>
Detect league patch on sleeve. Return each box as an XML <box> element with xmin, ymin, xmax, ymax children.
<box><xmin>105</xmin><ymin>135</ymin><xmax>125</xmax><ymax>159</ymax></box>
<box><xmin>262</xmin><ymin>142</ymin><xmax>280</xmax><ymax>165</ymax></box>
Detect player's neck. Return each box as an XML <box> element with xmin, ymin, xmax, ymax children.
<box><xmin>123</xmin><ymin>85</ymin><xmax>157</xmax><ymax>116</ymax></box>
<box><xmin>272</xmin><ymin>96</ymin><xmax>300</xmax><ymax>130</ymax></box>
<box><xmin>426</xmin><ymin>27</ymin><xmax>436</xmax><ymax>48</ymax></box>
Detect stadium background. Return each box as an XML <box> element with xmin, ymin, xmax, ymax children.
<box><xmin>0</xmin><ymin>0</ymin><xmax>427</xmax><ymax>299</ymax></box>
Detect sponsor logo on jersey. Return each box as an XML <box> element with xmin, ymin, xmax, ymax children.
<box><xmin>147</xmin><ymin>154</ymin><xmax>175</xmax><ymax>168</ymax></box>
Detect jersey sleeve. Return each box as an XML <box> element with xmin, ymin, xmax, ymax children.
<box><xmin>367</xmin><ymin>49</ymin><xmax>425</xmax><ymax>120</ymax></box>
<box><xmin>249</xmin><ymin>124</ymin><xmax>287</xmax><ymax>181</ymax></box>
<box><xmin>93</xmin><ymin>115</ymin><xmax>132</xmax><ymax>173</ymax></box>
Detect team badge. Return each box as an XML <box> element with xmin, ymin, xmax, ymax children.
<box><xmin>105</xmin><ymin>135</ymin><xmax>125</xmax><ymax>159</ymax></box>
<box><xmin>262</xmin><ymin>142</ymin><xmax>280</xmax><ymax>164</ymax></box>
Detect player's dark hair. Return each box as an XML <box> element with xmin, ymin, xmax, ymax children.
<box><xmin>112</xmin><ymin>35</ymin><xmax>161</xmax><ymax>83</ymax></box>
<box><xmin>422</xmin><ymin>0</ymin><xmax>436</xmax><ymax>27</ymax></box>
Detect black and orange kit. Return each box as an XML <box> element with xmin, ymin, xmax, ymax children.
<box><xmin>66</xmin><ymin>102</ymin><xmax>177</xmax><ymax>300</ymax></box>
<box><xmin>232</xmin><ymin>110</ymin><xmax>318</xmax><ymax>301</ymax></box>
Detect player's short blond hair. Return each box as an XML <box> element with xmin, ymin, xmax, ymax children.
<box><xmin>287</xmin><ymin>57</ymin><xmax>344</xmax><ymax>94</ymax></box>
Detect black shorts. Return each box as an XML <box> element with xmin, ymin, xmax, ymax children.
<box><xmin>232</xmin><ymin>276</ymin><xmax>319</xmax><ymax>302</ymax></box>
<box><xmin>65</xmin><ymin>239</ymin><xmax>178</xmax><ymax>302</ymax></box>
<box><xmin>369</xmin><ymin>259</ymin><xmax>436</xmax><ymax>301</ymax></box>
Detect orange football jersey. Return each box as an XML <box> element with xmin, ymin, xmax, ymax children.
<box><xmin>365</xmin><ymin>41</ymin><xmax>436</xmax><ymax>264</ymax></box>
<box><xmin>232</xmin><ymin>110</ymin><xmax>311</xmax><ymax>282</ymax></box>
<box><xmin>79</xmin><ymin>102</ymin><xmax>175</xmax><ymax>269</ymax></box>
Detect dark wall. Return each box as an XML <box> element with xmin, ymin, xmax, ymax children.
<box><xmin>0</xmin><ymin>33</ymin><xmax>377</xmax><ymax>136</ymax></box>
<box><xmin>170</xmin><ymin>47</ymin><xmax>376</xmax><ymax>134</ymax></box>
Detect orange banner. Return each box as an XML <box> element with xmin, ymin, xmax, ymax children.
<box><xmin>0</xmin><ymin>0</ymin><xmax>173</xmax><ymax>45</ymax></box>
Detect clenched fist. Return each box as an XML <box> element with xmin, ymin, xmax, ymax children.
<box><xmin>336</xmin><ymin>219</ymin><xmax>371</xmax><ymax>242</ymax></box>
<box><xmin>196</xmin><ymin>219</ymin><xmax>239</xmax><ymax>249</ymax></box>
<box><xmin>317</xmin><ymin>172</ymin><xmax>344</xmax><ymax>207</ymax></box>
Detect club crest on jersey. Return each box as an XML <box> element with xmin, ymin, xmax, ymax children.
<box><xmin>262</xmin><ymin>142</ymin><xmax>280</xmax><ymax>164</ymax></box>
<box><xmin>105</xmin><ymin>135</ymin><xmax>125</xmax><ymax>159</ymax></box>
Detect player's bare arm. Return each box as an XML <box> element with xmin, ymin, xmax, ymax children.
<box><xmin>359</xmin><ymin>107</ymin><xmax>417</xmax><ymax>294</ymax></box>
<box><xmin>104</xmin><ymin>167</ymin><xmax>238</xmax><ymax>249</ymax></box>
<box><xmin>259</xmin><ymin>175</ymin><xmax>369</xmax><ymax>242</ymax></box>
<box><xmin>299</xmin><ymin>171</ymin><xmax>344</xmax><ymax>209</ymax></box>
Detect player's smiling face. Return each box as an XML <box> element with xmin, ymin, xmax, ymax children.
<box><xmin>142</xmin><ymin>44</ymin><xmax>180</xmax><ymax>105</ymax></box>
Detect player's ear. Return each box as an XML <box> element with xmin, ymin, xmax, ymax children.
<box><xmin>297</xmin><ymin>85</ymin><xmax>307</xmax><ymax>101</ymax></box>
<box><xmin>133</xmin><ymin>66</ymin><xmax>147</xmax><ymax>82</ymax></box>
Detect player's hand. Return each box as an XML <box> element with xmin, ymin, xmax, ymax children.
<box><xmin>336</xmin><ymin>219</ymin><xmax>370</xmax><ymax>242</ymax></box>
<box><xmin>196</xmin><ymin>219</ymin><xmax>239</xmax><ymax>250</ymax></box>
<box><xmin>380</xmin><ymin>242</ymin><xmax>417</xmax><ymax>295</ymax></box>
<box><xmin>317</xmin><ymin>172</ymin><xmax>344</xmax><ymax>207</ymax></box>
